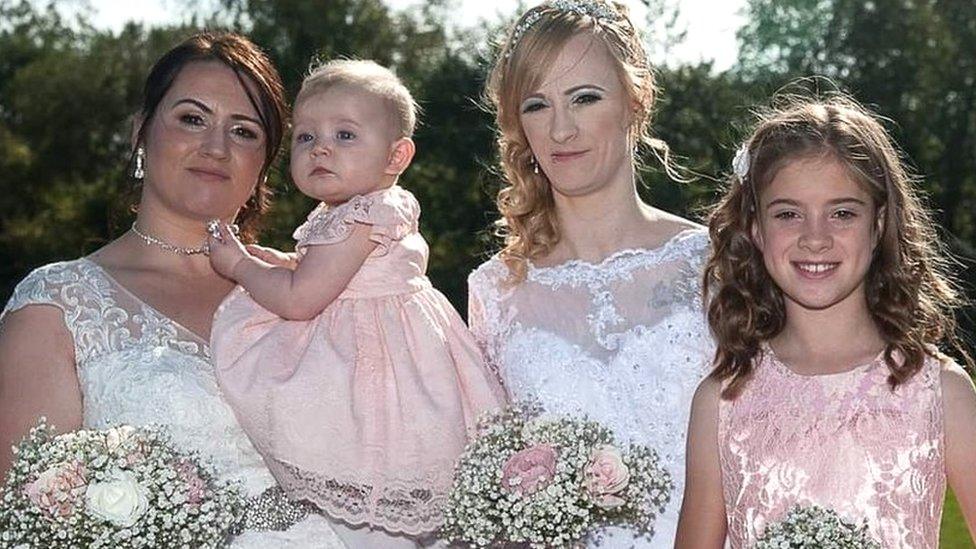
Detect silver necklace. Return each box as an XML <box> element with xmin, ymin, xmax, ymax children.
<box><xmin>130</xmin><ymin>222</ymin><xmax>209</xmax><ymax>255</ymax></box>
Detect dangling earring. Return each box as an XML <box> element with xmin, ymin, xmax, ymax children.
<box><xmin>133</xmin><ymin>146</ymin><xmax>146</xmax><ymax>180</ymax></box>
<box><xmin>531</xmin><ymin>156</ymin><xmax>539</xmax><ymax>175</ymax></box>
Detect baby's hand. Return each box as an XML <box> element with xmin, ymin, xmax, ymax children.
<box><xmin>207</xmin><ymin>221</ymin><xmax>248</xmax><ymax>280</ymax></box>
<box><xmin>246</xmin><ymin>244</ymin><xmax>299</xmax><ymax>270</ymax></box>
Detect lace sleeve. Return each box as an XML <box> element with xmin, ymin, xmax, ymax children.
<box><xmin>467</xmin><ymin>257</ymin><xmax>512</xmax><ymax>370</ymax></box>
<box><xmin>0</xmin><ymin>260</ymin><xmax>114</xmax><ymax>365</ymax></box>
<box><xmin>2</xmin><ymin>264</ymin><xmax>68</xmax><ymax>320</ymax></box>
<box><xmin>467</xmin><ymin>271</ymin><xmax>490</xmax><ymax>358</ymax></box>
<box><xmin>672</xmin><ymin>230</ymin><xmax>717</xmax><ymax>375</ymax></box>
<box><xmin>356</xmin><ymin>186</ymin><xmax>419</xmax><ymax>255</ymax></box>
<box><xmin>293</xmin><ymin>187</ymin><xmax>419</xmax><ymax>256</ymax></box>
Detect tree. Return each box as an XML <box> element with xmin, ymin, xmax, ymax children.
<box><xmin>0</xmin><ymin>1</ymin><xmax>195</xmax><ymax>298</ymax></box>
<box><xmin>736</xmin><ymin>0</ymin><xmax>976</xmax><ymax>347</ymax></box>
<box><xmin>737</xmin><ymin>0</ymin><xmax>976</xmax><ymax>243</ymax></box>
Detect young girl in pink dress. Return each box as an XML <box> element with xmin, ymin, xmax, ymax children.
<box><xmin>206</xmin><ymin>59</ymin><xmax>506</xmax><ymax>548</ymax></box>
<box><xmin>674</xmin><ymin>96</ymin><xmax>976</xmax><ymax>548</ymax></box>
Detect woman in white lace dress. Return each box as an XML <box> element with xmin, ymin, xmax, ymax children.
<box><xmin>0</xmin><ymin>32</ymin><xmax>344</xmax><ymax>547</ymax></box>
<box><xmin>469</xmin><ymin>2</ymin><xmax>715</xmax><ymax>546</ymax></box>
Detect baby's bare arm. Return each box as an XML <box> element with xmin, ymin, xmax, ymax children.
<box><xmin>229</xmin><ymin>223</ymin><xmax>377</xmax><ymax>320</ymax></box>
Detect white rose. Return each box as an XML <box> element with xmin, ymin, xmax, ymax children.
<box><xmin>85</xmin><ymin>469</ymin><xmax>149</xmax><ymax>527</ymax></box>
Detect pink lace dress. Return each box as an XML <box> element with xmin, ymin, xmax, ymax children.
<box><xmin>211</xmin><ymin>185</ymin><xmax>506</xmax><ymax>536</ymax></box>
<box><xmin>718</xmin><ymin>346</ymin><xmax>947</xmax><ymax>548</ymax></box>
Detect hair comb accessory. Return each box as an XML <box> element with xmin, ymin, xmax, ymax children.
<box><xmin>732</xmin><ymin>144</ymin><xmax>751</xmax><ymax>180</ymax></box>
<box><xmin>504</xmin><ymin>0</ymin><xmax>622</xmax><ymax>59</ymax></box>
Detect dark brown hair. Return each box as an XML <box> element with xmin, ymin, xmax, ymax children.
<box><xmin>704</xmin><ymin>94</ymin><xmax>972</xmax><ymax>398</ymax></box>
<box><xmin>131</xmin><ymin>31</ymin><xmax>287</xmax><ymax>242</ymax></box>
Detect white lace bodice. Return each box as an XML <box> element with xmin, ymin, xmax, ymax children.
<box><xmin>468</xmin><ymin>229</ymin><xmax>715</xmax><ymax>548</ymax></box>
<box><xmin>1</xmin><ymin>258</ymin><xmax>343</xmax><ymax>548</ymax></box>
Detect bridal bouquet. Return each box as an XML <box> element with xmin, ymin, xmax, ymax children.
<box><xmin>755</xmin><ymin>505</ymin><xmax>881</xmax><ymax>549</ymax></box>
<box><xmin>441</xmin><ymin>405</ymin><xmax>673</xmax><ymax>548</ymax></box>
<box><xmin>0</xmin><ymin>420</ymin><xmax>243</xmax><ymax>548</ymax></box>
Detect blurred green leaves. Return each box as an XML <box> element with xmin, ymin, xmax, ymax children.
<box><xmin>0</xmin><ymin>0</ymin><xmax>973</xmax><ymax>324</ymax></box>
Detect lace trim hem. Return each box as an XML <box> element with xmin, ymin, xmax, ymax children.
<box><xmin>272</xmin><ymin>459</ymin><xmax>449</xmax><ymax>536</ymax></box>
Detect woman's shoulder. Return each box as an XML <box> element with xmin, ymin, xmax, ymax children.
<box><xmin>646</xmin><ymin>210</ymin><xmax>709</xmax><ymax>252</ymax></box>
<box><xmin>18</xmin><ymin>257</ymin><xmax>94</xmax><ymax>280</ymax></box>
<box><xmin>650</xmin><ymin>207</ymin><xmax>705</xmax><ymax>231</ymax></box>
<box><xmin>1</xmin><ymin>259</ymin><xmax>104</xmax><ymax>361</ymax></box>
<box><xmin>3</xmin><ymin>258</ymin><xmax>102</xmax><ymax>316</ymax></box>
<box><xmin>468</xmin><ymin>253</ymin><xmax>510</xmax><ymax>290</ymax></box>
<box><xmin>616</xmin><ymin>214</ymin><xmax>709</xmax><ymax>281</ymax></box>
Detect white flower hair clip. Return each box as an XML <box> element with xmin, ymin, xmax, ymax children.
<box><xmin>504</xmin><ymin>0</ymin><xmax>622</xmax><ymax>59</ymax></box>
<box><xmin>732</xmin><ymin>144</ymin><xmax>750</xmax><ymax>180</ymax></box>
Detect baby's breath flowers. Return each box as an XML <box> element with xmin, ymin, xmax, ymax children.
<box><xmin>0</xmin><ymin>420</ymin><xmax>243</xmax><ymax>548</ymax></box>
<box><xmin>755</xmin><ymin>505</ymin><xmax>881</xmax><ymax>549</ymax></box>
<box><xmin>441</xmin><ymin>404</ymin><xmax>672</xmax><ymax>548</ymax></box>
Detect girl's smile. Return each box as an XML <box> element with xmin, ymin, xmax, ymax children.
<box><xmin>754</xmin><ymin>155</ymin><xmax>880</xmax><ymax>312</ymax></box>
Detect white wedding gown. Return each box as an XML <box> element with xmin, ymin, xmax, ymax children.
<box><xmin>468</xmin><ymin>228</ymin><xmax>715</xmax><ymax>548</ymax></box>
<box><xmin>1</xmin><ymin>258</ymin><xmax>345</xmax><ymax>548</ymax></box>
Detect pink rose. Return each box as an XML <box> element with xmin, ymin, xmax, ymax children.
<box><xmin>583</xmin><ymin>445</ymin><xmax>630</xmax><ymax>509</ymax></box>
<box><xmin>175</xmin><ymin>459</ymin><xmax>206</xmax><ymax>505</ymax></box>
<box><xmin>24</xmin><ymin>460</ymin><xmax>88</xmax><ymax>518</ymax></box>
<box><xmin>501</xmin><ymin>444</ymin><xmax>557</xmax><ymax>496</ymax></box>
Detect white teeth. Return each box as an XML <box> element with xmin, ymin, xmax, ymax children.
<box><xmin>796</xmin><ymin>263</ymin><xmax>837</xmax><ymax>273</ymax></box>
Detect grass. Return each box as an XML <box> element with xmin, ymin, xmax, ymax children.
<box><xmin>942</xmin><ymin>490</ymin><xmax>974</xmax><ymax>548</ymax></box>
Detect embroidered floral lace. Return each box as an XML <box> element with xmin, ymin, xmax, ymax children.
<box><xmin>1</xmin><ymin>259</ymin><xmax>345</xmax><ymax>548</ymax></box>
<box><xmin>467</xmin><ymin>229</ymin><xmax>715</xmax><ymax>547</ymax></box>
<box><xmin>718</xmin><ymin>348</ymin><xmax>946</xmax><ymax>548</ymax></box>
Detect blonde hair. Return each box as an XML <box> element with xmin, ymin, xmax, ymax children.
<box><xmin>704</xmin><ymin>94</ymin><xmax>972</xmax><ymax>398</ymax></box>
<box><xmin>485</xmin><ymin>0</ymin><xmax>677</xmax><ymax>282</ymax></box>
<box><xmin>297</xmin><ymin>59</ymin><xmax>418</xmax><ymax>138</ymax></box>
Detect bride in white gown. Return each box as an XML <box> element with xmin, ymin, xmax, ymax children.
<box><xmin>2</xmin><ymin>259</ymin><xmax>342</xmax><ymax>547</ymax></box>
<box><xmin>470</xmin><ymin>1</ymin><xmax>714</xmax><ymax>546</ymax></box>
<box><xmin>0</xmin><ymin>32</ymin><xmax>342</xmax><ymax>547</ymax></box>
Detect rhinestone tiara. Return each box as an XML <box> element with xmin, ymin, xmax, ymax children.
<box><xmin>504</xmin><ymin>0</ymin><xmax>623</xmax><ymax>59</ymax></box>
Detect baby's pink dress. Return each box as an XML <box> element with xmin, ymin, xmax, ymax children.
<box><xmin>212</xmin><ymin>185</ymin><xmax>506</xmax><ymax>536</ymax></box>
<box><xmin>718</xmin><ymin>346</ymin><xmax>947</xmax><ymax>548</ymax></box>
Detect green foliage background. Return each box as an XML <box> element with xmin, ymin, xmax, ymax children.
<box><xmin>0</xmin><ymin>0</ymin><xmax>973</xmax><ymax>541</ymax></box>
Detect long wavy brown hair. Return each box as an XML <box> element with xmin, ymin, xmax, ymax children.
<box><xmin>484</xmin><ymin>0</ymin><xmax>678</xmax><ymax>282</ymax></box>
<box><xmin>704</xmin><ymin>95</ymin><xmax>972</xmax><ymax>398</ymax></box>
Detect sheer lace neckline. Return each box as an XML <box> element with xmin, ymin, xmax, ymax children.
<box><xmin>526</xmin><ymin>227</ymin><xmax>704</xmax><ymax>275</ymax></box>
<box><xmin>79</xmin><ymin>257</ymin><xmax>211</xmax><ymax>347</ymax></box>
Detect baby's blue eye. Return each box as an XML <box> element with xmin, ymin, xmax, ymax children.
<box><xmin>336</xmin><ymin>130</ymin><xmax>356</xmax><ymax>141</ymax></box>
<box><xmin>295</xmin><ymin>133</ymin><xmax>313</xmax><ymax>143</ymax></box>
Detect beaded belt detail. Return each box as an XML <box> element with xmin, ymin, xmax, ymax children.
<box><xmin>233</xmin><ymin>486</ymin><xmax>317</xmax><ymax>533</ymax></box>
